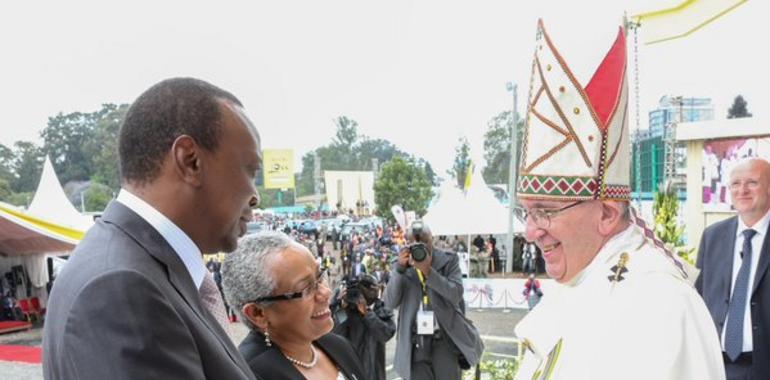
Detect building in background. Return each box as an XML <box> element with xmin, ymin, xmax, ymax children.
<box><xmin>632</xmin><ymin>96</ymin><xmax>714</xmax><ymax>198</ymax></box>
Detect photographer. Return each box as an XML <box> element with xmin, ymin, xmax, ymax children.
<box><xmin>383</xmin><ymin>220</ymin><xmax>483</xmax><ymax>380</ymax></box>
<box><xmin>331</xmin><ymin>274</ymin><xmax>396</xmax><ymax>380</ymax></box>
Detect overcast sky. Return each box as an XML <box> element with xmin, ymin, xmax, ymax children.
<box><xmin>0</xmin><ymin>0</ymin><xmax>765</xmax><ymax>177</ymax></box>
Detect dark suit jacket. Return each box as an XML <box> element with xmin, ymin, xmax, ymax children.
<box><xmin>696</xmin><ymin>215</ymin><xmax>770</xmax><ymax>378</ymax></box>
<box><xmin>43</xmin><ymin>201</ymin><xmax>258</xmax><ymax>380</ymax></box>
<box><xmin>239</xmin><ymin>330</ymin><xmax>365</xmax><ymax>380</ymax></box>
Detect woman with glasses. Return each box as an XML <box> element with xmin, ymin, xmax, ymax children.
<box><xmin>222</xmin><ymin>231</ymin><xmax>365</xmax><ymax>380</ymax></box>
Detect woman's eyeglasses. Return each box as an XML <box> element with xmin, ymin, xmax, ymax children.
<box><xmin>250</xmin><ymin>268</ymin><xmax>329</xmax><ymax>303</ymax></box>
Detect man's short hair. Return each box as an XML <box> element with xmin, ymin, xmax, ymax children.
<box><xmin>118</xmin><ymin>77</ymin><xmax>243</xmax><ymax>184</ymax></box>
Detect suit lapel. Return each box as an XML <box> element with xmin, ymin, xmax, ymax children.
<box><xmin>101</xmin><ymin>201</ymin><xmax>252</xmax><ymax>377</ymax></box>
<box><xmin>752</xmin><ymin>219</ymin><xmax>770</xmax><ymax>295</ymax></box>
<box><xmin>718</xmin><ymin>218</ymin><xmax>739</xmax><ymax>302</ymax></box>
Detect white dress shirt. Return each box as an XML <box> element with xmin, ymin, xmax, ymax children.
<box><xmin>721</xmin><ymin>207</ymin><xmax>770</xmax><ymax>352</ymax></box>
<box><xmin>116</xmin><ymin>189</ymin><xmax>206</xmax><ymax>289</ymax></box>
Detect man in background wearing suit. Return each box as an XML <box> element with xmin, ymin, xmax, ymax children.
<box><xmin>697</xmin><ymin>158</ymin><xmax>770</xmax><ymax>379</ymax></box>
<box><xmin>43</xmin><ymin>78</ymin><xmax>262</xmax><ymax>380</ymax></box>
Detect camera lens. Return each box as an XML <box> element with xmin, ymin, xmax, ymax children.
<box><xmin>410</xmin><ymin>243</ymin><xmax>428</xmax><ymax>262</ymax></box>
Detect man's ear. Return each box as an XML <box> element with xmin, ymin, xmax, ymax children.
<box><xmin>171</xmin><ymin>135</ymin><xmax>203</xmax><ymax>187</ymax></box>
<box><xmin>598</xmin><ymin>201</ymin><xmax>624</xmax><ymax>236</ymax></box>
<box><xmin>243</xmin><ymin>303</ymin><xmax>269</xmax><ymax>331</ymax></box>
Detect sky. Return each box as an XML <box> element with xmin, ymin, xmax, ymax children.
<box><xmin>0</xmin><ymin>0</ymin><xmax>765</xmax><ymax>178</ymax></box>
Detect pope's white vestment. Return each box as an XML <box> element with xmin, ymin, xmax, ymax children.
<box><xmin>514</xmin><ymin>225</ymin><xmax>725</xmax><ymax>380</ymax></box>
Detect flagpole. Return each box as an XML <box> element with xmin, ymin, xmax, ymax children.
<box><xmin>505</xmin><ymin>82</ymin><xmax>519</xmax><ymax>274</ymax></box>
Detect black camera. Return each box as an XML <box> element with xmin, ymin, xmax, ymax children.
<box><xmin>409</xmin><ymin>242</ymin><xmax>429</xmax><ymax>262</ymax></box>
<box><xmin>343</xmin><ymin>275</ymin><xmax>378</xmax><ymax>309</ymax></box>
<box><xmin>345</xmin><ymin>278</ymin><xmax>362</xmax><ymax>306</ymax></box>
<box><xmin>408</xmin><ymin>220</ymin><xmax>430</xmax><ymax>262</ymax></box>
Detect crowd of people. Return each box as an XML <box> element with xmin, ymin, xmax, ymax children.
<box><xmin>39</xmin><ymin>14</ymin><xmax>768</xmax><ymax>380</ymax></box>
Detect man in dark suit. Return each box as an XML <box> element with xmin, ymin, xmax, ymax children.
<box><xmin>697</xmin><ymin>158</ymin><xmax>770</xmax><ymax>380</ymax></box>
<box><xmin>43</xmin><ymin>78</ymin><xmax>262</xmax><ymax>380</ymax></box>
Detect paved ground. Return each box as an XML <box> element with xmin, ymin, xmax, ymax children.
<box><xmin>0</xmin><ymin>308</ymin><xmax>525</xmax><ymax>380</ymax></box>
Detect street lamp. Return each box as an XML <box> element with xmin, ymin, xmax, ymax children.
<box><xmin>505</xmin><ymin>82</ymin><xmax>519</xmax><ymax>274</ymax></box>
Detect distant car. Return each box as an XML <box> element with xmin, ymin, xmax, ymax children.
<box><xmin>319</xmin><ymin>218</ymin><xmax>343</xmax><ymax>239</ymax></box>
<box><xmin>298</xmin><ymin>220</ymin><xmax>319</xmax><ymax>235</ymax></box>
<box><xmin>359</xmin><ymin>217</ymin><xmax>384</xmax><ymax>229</ymax></box>
<box><xmin>340</xmin><ymin>222</ymin><xmax>370</xmax><ymax>241</ymax></box>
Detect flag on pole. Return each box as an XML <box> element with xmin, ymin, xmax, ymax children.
<box><xmin>463</xmin><ymin>161</ymin><xmax>475</xmax><ymax>192</ymax></box>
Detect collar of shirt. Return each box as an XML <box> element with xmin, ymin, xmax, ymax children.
<box><xmin>116</xmin><ymin>189</ymin><xmax>206</xmax><ymax>289</ymax></box>
<box><xmin>736</xmin><ymin>207</ymin><xmax>770</xmax><ymax>239</ymax></box>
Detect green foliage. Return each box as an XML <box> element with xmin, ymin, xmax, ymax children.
<box><xmin>463</xmin><ymin>359</ymin><xmax>519</xmax><ymax>379</ymax></box>
<box><xmin>653</xmin><ymin>181</ymin><xmax>694</xmax><ymax>265</ymax></box>
<box><xmin>727</xmin><ymin>95</ymin><xmax>752</xmax><ymax>119</ymax></box>
<box><xmin>0</xmin><ymin>178</ymin><xmax>12</xmax><ymax>201</ymax></box>
<box><xmin>374</xmin><ymin>157</ymin><xmax>433</xmax><ymax>224</ymax></box>
<box><xmin>83</xmin><ymin>182</ymin><xmax>114</xmax><ymax>212</ymax></box>
<box><xmin>0</xmin><ymin>144</ymin><xmax>15</xmax><ymax>185</ymax></box>
<box><xmin>11</xmin><ymin>141</ymin><xmax>45</xmax><ymax>193</ymax></box>
<box><xmin>4</xmin><ymin>192</ymin><xmax>34</xmax><ymax>208</ymax></box>
<box><xmin>42</xmin><ymin>103</ymin><xmax>128</xmax><ymax>189</ymax></box>
<box><xmin>296</xmin><ymin>116</ymin><xmax>430</xmax><ymax>200</ymax></box>
<box><xmin>482</xmin><ymin>111</ymin><xmax>526</xmax><ymax>186</ymax></box>
<box><xmin>450</xmin><ymin>136</ymin><xmax>471</xmax><ymax>188</ymax></box>
<box><xmin>256</xmin><ymin>186</ymin><xmax>296</xmax><ymax>209</ymax></box>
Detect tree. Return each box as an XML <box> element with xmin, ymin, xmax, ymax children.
<box><xmin>0</xmin><ymin>178</ymin><xmax>12</xmax><ymax>201</ymax></box>
<box><xmin>727</xmin><ymin>95</ymin><xmax>752</xmax><ymax>119</ymax></box>
<box><xmin>482</xmin><ymin>110</ymin><xmax>527</xmax><ymax>187</ymax></box>
<box><xmin>449</xmin><ymin>136</ymin><xmax>471</xmax><ymax>188</ymax></box>
<box><xmin>0</xmin><ymin>143</ymin><xmax>15</xmax><ymax>184</ymax></box>
<box><xmin>83</xmin><ymin>182</ymin><xmax>114</xmax><ymax>212</ymax></box>
<box><xmin>11</xmin><ymin>141</ymin><xmax>45</xmax><ymax>193</ymax></box>
<box><xmin>653</xmin><ymin>181</ymin><xmax>694</xmax><ymax>265</ymax></box>
<box><xmin>296</xmin><ymin>116</ymin><xmax>414</xmax><ymax>197</ymax></box>
<box><xmin>374</xmin><ymin>157</ymin><xmax>434</xmax><ymax>224</ymax></box>
<box><xmin>482</xmin><ymin>111</ymin><xmax>512</xmax><ymax>185</ymax></box>
<box><xmin>90</xmin><ymin>104</ymin><xmax>129</xmax><ymax>189</ymax></box>
<box><xmin>41</xmin><ymin>103</ymin><xmax>128</xmax><ymax>188</ymax></box>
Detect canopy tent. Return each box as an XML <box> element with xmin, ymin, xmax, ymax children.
<box><xmin>0</xmin><ymin>202</ymin><xmax>82</xmax><ymax>256</ymax></box>
<box><xmin>0</xmin><ymin>156</ymin><xmax>89</xmax><ymax>257</ymax></box>
<box><xmin>423</xmin><ymin>169</ymin><xmax>524</xmax><ymax>236</ymax></box>
<box><xmin>27</xmin><ymin>157</ymin><xmax>94</xmax><ymax>231</ymax></box>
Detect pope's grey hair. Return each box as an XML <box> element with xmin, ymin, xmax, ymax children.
<box><xmin>221</xmin><ymin>231</ymin><xmax>295</xmax><ymax>330</ymax></box>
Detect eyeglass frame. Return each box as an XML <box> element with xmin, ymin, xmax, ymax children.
<box><xmin>250</xmin><ymin>267</ymin><xmax>329</xmax><ymax>304</ymax></box>
<box><xmin>729</xmin><ymin>179</ymin><xmax>760</xmax><ymax>191</ymax></box>
<box><xmin>513</xmin><ymin>201</ymin><xmax>585</xmax><ymax>229</ymax></box>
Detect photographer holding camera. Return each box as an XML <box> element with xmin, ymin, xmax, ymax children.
<box><xmin>331</xmin><ymin>274</ymin><xmax>396</xmax><ymax>380</ymax></box>
<box><xmin>383</xmin><ymin>220</ymin><xmax>484</xmax><ymax>380</ymax></box>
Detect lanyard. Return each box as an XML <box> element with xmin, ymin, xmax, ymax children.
<box><xmin>416</xmin><ymin>268</ymin><xmax>429</xmax><ymax>306</ymax></box>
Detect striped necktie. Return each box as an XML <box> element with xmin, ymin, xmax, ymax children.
<box><xmin>724</xmin><ymin>228</ymin><xmax>756</xmax><ymax>361</ymax></box>
<box><xmin>200</xmin><ymin>271</ymin><xmax>231</xmax><ymax>337</ymax></box>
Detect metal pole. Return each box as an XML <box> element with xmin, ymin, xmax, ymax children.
<box><xmin>505</xmin><ymin>83</ymin><xmax>519</xmax><ymax>274</ymax></box>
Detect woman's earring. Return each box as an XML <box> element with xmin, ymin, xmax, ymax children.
<box><xmin>264</xmin><ymin>328</ymin><xmax>272</xmax><ymax>347</ymax></box>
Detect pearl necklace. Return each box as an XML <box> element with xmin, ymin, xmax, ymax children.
<box><xmin>283</xmin><ymin>345</ymin><xmax>318</xmax><ymax>369</ymax></box>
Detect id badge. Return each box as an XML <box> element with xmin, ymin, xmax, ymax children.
<box><xmin>417</xmin><ymin>309</ymin><xmax>434</xmax><ymax>335</ymax></box>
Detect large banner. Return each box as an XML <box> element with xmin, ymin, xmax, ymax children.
<box><xmin>702</xmin><ymin>137</ymin><xmax>770</xmax><ymax>210</ymax></box>
<box><xmin>263</xmin><ymin>149</ymin><xmax>295</xmax><ymax>189</ymax></box>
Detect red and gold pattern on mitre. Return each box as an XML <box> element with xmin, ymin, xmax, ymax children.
<box><xmin>517</xmin><ymin>19</ymin><xmax>630</xmax><ymax>201</ymax></box>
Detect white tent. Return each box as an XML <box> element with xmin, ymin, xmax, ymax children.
<box><xmin>27</xmin><ymin>156</ymin><xmax>94</xmax><ymax>231</ymax></box>
<box><xmin>423</xmin><ymin>169</ymin><xmax>524</xmax><ymax>236</ymax></box>
<box><xmin>0</xmin><ymin>156</ymin><xmax>89</xmax><ymax>257</ymax></box>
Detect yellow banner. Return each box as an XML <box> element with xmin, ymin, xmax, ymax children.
<box><xmin>263</xmin><ymin>149</ymin><xmax>295</xmax><ymax>189</ymax></box>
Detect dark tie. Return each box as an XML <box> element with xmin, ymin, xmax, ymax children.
<box><xmin>724</xmin><ymin>228</ymin><xmax>757</xmax><ymax>361</ymax></box>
